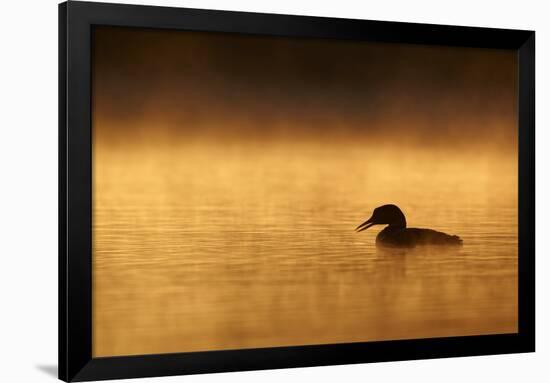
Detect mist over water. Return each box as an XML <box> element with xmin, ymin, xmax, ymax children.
<box><xmin>92</xmin><ymin>138</ymin><xmax>517</xmax><ymax>357</ymax></box>
<box><xmin>92</xmin><ymin>26</ymin><xmax>518</xmax><ymax>357</ymax></box>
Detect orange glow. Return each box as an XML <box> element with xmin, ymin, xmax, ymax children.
<box><xmin>92</xmin><ymin>27</ymin><xmax>518</xmax><ymax>357</ymax></box>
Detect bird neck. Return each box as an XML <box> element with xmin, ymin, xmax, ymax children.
<box><xmin>388</xmin><ymin>214</ymin><xmax>406</xmax><ymax>229</ymax></box>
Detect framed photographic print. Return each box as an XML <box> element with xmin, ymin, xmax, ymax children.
<box><xmin>59</xmin><ymin>1</ymin><xmax>535</xmax><ymax>381</ymax></box>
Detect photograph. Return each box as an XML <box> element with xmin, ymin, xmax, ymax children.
<box><xmin>0</xmin><ymin>0</ymin><xmax>545</xmax><ymax>382</ymax></box>
<box><xmin>92</xmin><ymin>25</ymin><xmax>519</xmax><ymax>358</ymax></box>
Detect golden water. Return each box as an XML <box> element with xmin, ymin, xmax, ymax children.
<box><xmin>92</xmin><ymin>139</ymin><xmax>517</xmax><ymax>357</ymax></box>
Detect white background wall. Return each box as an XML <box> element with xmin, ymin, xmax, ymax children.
<box><xmin>0</xmin><ymin>0</ymin><xmax>547</xmax><ymax>381</ymax></box>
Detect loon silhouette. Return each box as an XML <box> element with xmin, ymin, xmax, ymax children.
<box><xmin>355</xmin><ymin>204</ymin><xmax>462</xmax><ymax>248</ymax></box>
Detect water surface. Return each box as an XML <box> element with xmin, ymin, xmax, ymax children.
<box><xmin>93</xmin><ymin>140</ymin><xmax>517</xmax><ymax>357</ymax></box>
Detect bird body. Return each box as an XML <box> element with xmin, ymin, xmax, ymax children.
<box><xmin>356</xmin><ymin>204</ymin><xmax>462</xmax><ymax>248</ymax></box>
<box><xmin>376</xmin><ymin>226</ymin><xmax>462</xmax><ymax>248</ymax></box>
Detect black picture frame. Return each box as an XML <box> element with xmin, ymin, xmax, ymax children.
<box><xmin>59</xmin><ymin>1</ymin><xmax>535</xmax><ymax>381</ymax></box>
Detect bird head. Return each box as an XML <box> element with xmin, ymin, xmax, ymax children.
<box><xmin>355</xmin><ymin>204</ymin><xmax>407</xmax><ymax>232</ymax></box>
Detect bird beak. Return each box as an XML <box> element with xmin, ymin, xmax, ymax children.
<box><xmin>355</xmin><ymin>217</ymin><xmax>375</xmax><ymax>232</ymax></box>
